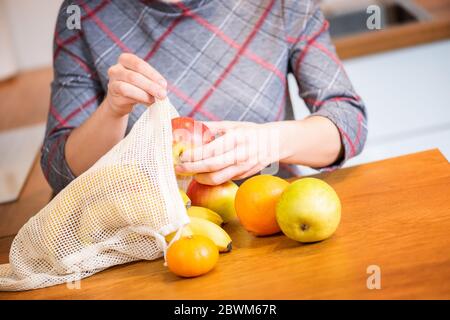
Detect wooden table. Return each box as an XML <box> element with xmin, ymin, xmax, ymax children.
<box><xmin>0</xmin><ymin>149</ymin><xmax>449</xmax><ymax>299</ymax></box>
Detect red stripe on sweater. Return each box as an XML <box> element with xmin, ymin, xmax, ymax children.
<box><xmin>141</xmin><ymin>9</ymin><xmax>220</xmax><ymax>118</ymax></box>
<box><xmin>294</xmin><ymin>20</ymin><xmax>329</xmax><ymax>76</ymax></box>
<box><xmin>338</xmin><ymin>126</ymin><xmax>356</xmax><ymax>157</ymax></box>
<box><xmin>76</xmin><ymin>2</ymin><xmax>211</xmax><ymax>120</ymax></box>
<box><xmin>287</xmin><ymin>33</ymin><xmax>346</xmax><ymax>78</ymax></box>
<box><xmin>144</xmin><ymin>15</ymin><xmax>185</xmax><ymax>61</ymax></box>
<box><xmin>59</xmin><ymin>46</ymin><xmax>96</xmax><ymax>76</ymax></box>
<box><xmin>78</xmin><ymin>0</ymin><xmax>131</xmax><ymax>52</ymax></box>
<box><xmin>49</xmin><ymin>103</ymin><xmax>66</xmax><ymax>125</ymax></box>
<box><xmin>167</xmin><ymin>83</ymin><xmax>196</xmax><ymax>107</ymax></box>
<box><xmin>177</xmin><ymin>1</ymin><xmax>285</xmax><ymax>84</ymax></box>
<box><xmin>310</xmin><ymin>41</ymin><xmax>343</xmax><ymax>68</ymax></box>
<box><xmin>188</xmin><ymin>0</ymin><xmax>277</xmax><ymax>117</ymax></box>
<box><xmin>80</xmin><ymin>0</ymin><xmax>110</xmax><ymax>21</ymax></box>
<box><xmin>354</xmin><ymin>111</ymin><xmax>364</xmax><ymax>149</ymax></box>
<box><xmin>197</xmin><ymin>108</ymin><xmax>221</xmax><ymax>121</ymax></box>
<box><xmin>44</xmin><ymin>132</ymin><xmax>69</xmax><ymax>180</ymax></box>
<box><xmin>54</xmin><ymin>32</ymin><xmax>84</xmax><ymax>60</ymax></box>
<box><xmin>168</xmin><ymin>83</ymin><xmax>220</xmax><ymax>121</ymax></box>
<box><xmin>49</xmin><ymin>94</ymin><xmax>101</xmax><ymax>135</ymax></box>
<box><xmin>304</xmin><ymin>95</ymin><xmax>361</xmax><ymax>108</ymax></box>
<box><xmin>246</xmin><ymin>51</ymin><xmax>286</xmax><ymax>84</ymax></box>
<box><xmin>53</xmin><ymin>28</ymin><xmax>97</xmax><ymax>78</ymax></box>
<box><xmin>71</xmin><ymin>2</ymin><xmax>220</xmax><ymax>121</ymax></box>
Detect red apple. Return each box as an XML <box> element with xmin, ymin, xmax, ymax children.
<box><xmin>171</xmin><ymin>117</ymin><xmax>213</xmax><ymax>165</ymax></box>
<box><xmin>187</xmin><ymin>179</ymin><xmax>238</xmax><ymax>223</ymax></box>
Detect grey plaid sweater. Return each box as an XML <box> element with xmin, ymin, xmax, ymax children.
<box><xmin>42</xmin><ymin>0</ymin><xmax>367</xmax><ymax>193</ymax></box>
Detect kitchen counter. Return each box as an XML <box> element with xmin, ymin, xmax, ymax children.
<box><xmin>1</xmin><ymin>149</ymin><xmax>449</xmax><ymax>299</ymax></box>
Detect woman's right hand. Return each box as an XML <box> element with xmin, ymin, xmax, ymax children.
<box><xmin>105</xmin><ymin>53</ymin><xmax>167</xmax><ymax>117</ymax></box>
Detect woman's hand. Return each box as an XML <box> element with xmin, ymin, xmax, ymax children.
<box><xmin>66</xmin><ymin>53</ymin><xmax>167</xmax><ymax>176</ymax></box>
<box><xmin>175</xmin><ymin>121</ymin><xmax>286</xmax><ymax>185</ymax></box>
<box><xmin>175</xmin><ymin>116</ymin><xmax>344</xmax><ymax>185</ymax></box>
<box><xmin>105</xmin><ymin>53</ymin><xmax>167</xmax><ymax>117</ymax></box>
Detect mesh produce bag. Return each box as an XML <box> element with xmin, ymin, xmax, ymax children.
<box><xmin>0</xmin><ymin>98</ymin><xmax>190</xmax><ymax>291</ymax></box>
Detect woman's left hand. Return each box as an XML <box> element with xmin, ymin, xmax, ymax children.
<box><xmin>175</xmin><ymin>121</ymin><xmax>284</xmax><ymax>185</ymax></box>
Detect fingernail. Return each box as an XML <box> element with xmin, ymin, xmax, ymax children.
<box><xmin>158</xmin><ymin>79</ymin><xmax>167</xmax><ymax>87</ymax></box>
<box><xmin>180</xmin><ymin>153</ymin><xmax>189</xmax><ymax>162</ymax></box>
<box><xmin>158</xmin><ymin>89</ymin><xmax>167</xmax><ymax>99</ymax></box>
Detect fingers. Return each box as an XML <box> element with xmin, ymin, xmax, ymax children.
<box><xmin>105</xmin><ymin>53</ymin><xmax>168</xmax><ymax>117</ymax></box>
<box><xmin>181</xmin><ymin>122</ymin><xmax>261</xmax><ymax>163</ymax></box>
<box><xmin>108</xmin><ymin>53</ymin><xmax>167</xmax><ymax>100</ymax></box>
<box><xmin>194</xmin><ymin>164</ymin><xmax>247</xmax><ymax>185</ymax></box>
<box><xmin>180</xmin><ymin>130</ymin><xmax>243</xmax><ymax>163</ymax></box>
<box><xmin>176</xmin><ymin>122</ymin><xmax>272</xmax><ymax>185</ymax></box>
<box><xmin>194</xmin><ymin>161</ymin><xmax>263</xmax><ymax>185</ymax></box>
<box><xmin>109</xmin><ymin>81</ymin><xmax>154</xmax><ymax>105</ymax></box>
<box><xmin>176</xmin><ymin>146</ymin><xmax>250</xmax><ymax>174</ymax></box>
<box><xmin>118</xmin><ymin>53</ymin><xmax>167</xmax><ymax>88</ymax></box>
<box><xmin>108</xmin><ymin>64</ymin><xmax>166</xmax><ymax>99</ymax></box>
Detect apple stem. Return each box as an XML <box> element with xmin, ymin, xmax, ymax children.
<box><xmin>300</xmin><ymin>224</ymin><xmax>309</xmax><ymax>231</ymax></box>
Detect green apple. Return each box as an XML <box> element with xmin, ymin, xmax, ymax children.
<box><xmin>187</xmin><ymin>180</ymin><xmax>238</xmax><ymax>223</ymax></box>
<box><xmin>276</xmin><ymin>178</ymin><xmax>341</xmax><ymax>243</ymax></box>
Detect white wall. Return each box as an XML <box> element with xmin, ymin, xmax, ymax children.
<box><xmin>344</xmin><ymin>40</ymin><xmax>450</xmax><ymax>165</ymax></box>
<box><xmin>0</xmin><ymin>0</ymin><xmax>62</xmax><ymax>76</ymax></box>
<box><xmin>0</xmin><ymin>1</ymin><xmax>17</xmax><ymax>79</ymax></box>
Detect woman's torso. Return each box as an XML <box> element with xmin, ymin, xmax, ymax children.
<box><xmin>80</xmin><ymin>0</ymin><xmax>294</xmax><ymax>134</ymax></box>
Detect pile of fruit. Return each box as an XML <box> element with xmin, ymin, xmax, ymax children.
<box><xmin>166</xmin><ymin>117</ymin><xmax>341</xmax><ymax>278</ymax></box>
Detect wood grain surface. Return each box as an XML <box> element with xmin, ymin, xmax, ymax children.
<box><xmin>0</xmin><ymin>149</ymin><xmax>449</xmax><ymax>299</ymax></box>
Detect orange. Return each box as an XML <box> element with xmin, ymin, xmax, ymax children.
<box><xmin>166</xmin><ymin>235</ymin><xmax>219</xmax><ymax>277</ymax></box>
<box><xmin>235</xmin><ymin>175</ymin><xmax>290</xmax><ymax>236</ymax></box>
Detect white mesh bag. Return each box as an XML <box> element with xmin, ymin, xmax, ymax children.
<box><xmin>0</xmin><ymin>98</ymin><xmax>189</xmax><ymax>291</ymax></box>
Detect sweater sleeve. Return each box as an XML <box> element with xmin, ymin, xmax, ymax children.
<box><xmin>284</xmin><ymin>0</ymin><xmax>368</xmax><ymax>170</ymax></box>
<box><xmin>41</xmin><ymin>1</ymin><xmax>104</xmax><ymax>193</ymax></box>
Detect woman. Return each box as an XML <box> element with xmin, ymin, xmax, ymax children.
<box><xmin>43</xmin><ymin>0</ymin><xmax>367</xmax><ymax>193</ymax></box>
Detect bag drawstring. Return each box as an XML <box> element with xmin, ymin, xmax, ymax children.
<box><xmin>155</xmin><ymin>225</ymin><xmax>186</xmax><ymax>267</ymax></box>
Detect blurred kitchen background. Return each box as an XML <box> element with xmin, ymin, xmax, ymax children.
<box><xmin>0</xmin><ymin>0</ymin><xmax>450</xmax><ymax>204</ymax></box>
